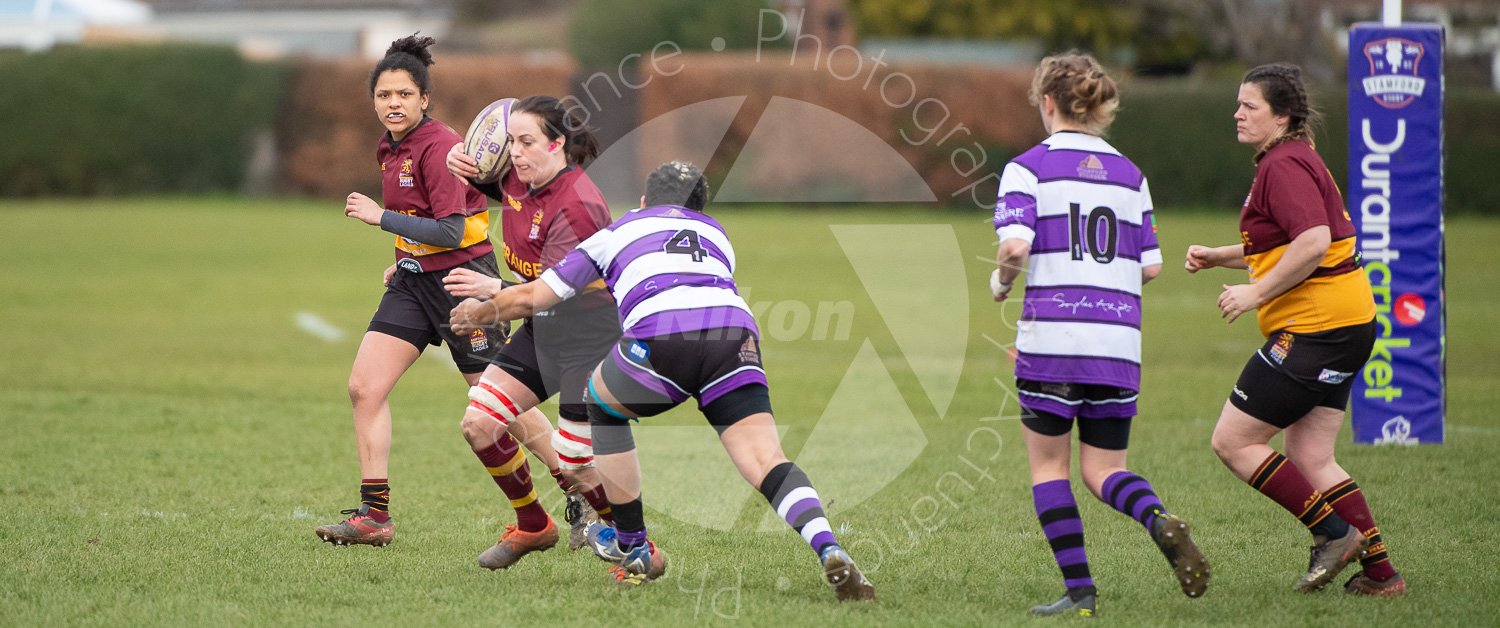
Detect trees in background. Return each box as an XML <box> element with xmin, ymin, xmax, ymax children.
<box><xmin>847</xmin><ymin>0</ymin><xmax>1337</xmax><ymax>78</ymax></box>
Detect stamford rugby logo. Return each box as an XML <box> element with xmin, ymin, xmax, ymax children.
<box><xmin>1076</xmin><ymin>154</ymin><xmax>1108</xmax><ymax>181</ymax></box>
<box><xmin>1362</xmin><ymin>38</ymin><xmax>1426</xmax><ymax>109</ymax></box>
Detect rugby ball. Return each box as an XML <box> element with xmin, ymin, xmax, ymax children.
<box><xmin>462</xmin><ymin>98</ymin><xmax>516</xmax><ymax>183</ymax></box>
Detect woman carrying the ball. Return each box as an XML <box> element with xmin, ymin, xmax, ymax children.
<box><xmin>442</xmin><ymin>96</ymin><xmax>621</xmax><ymax>570</ymax></box>
<box><xmin>315</xmin><ymin>34</ymin><xmax>554</xmax><ymax>547</ymax></box>
<box><xmin>1186</xmin><ymin>63</ymin><xmax>1403</xmax><ymax>596</ymax></box>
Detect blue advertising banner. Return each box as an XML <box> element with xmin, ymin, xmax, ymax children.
<box><xmin>1347</xmin><ymin>23</ymin><xmax>1445</xmax><ymax>444</ymax></box>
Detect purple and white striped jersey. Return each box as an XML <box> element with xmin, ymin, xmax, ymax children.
<box><xmin>994</xmin><ymin>131</ymin><xmax>1162</xmax><ymax>391</ymax></box>
<box><xmin>540</xmin><ymin>205</ymin><xmax>758</xmax><ymax>339</ymax></box>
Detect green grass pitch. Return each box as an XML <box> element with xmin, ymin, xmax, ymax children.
<box><xmin>1</xmin><ymin>197</ymin><xmax>1496</xmax><ymax>625</ymax></box>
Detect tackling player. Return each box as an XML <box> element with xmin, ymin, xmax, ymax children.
<box><xmin>445</xmin><ymin>162</ymin><xmax>876</xmax><ymax>602</ymax></box>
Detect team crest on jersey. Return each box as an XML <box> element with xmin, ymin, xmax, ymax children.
<box><xmin>529</xmin><ymin>208</ymin><xmax>544</xmax><ymax>240</ymax></box>
<box><xmin>1076</xmin><ymin>154</ymin><xmax>1108</xmax><ymax>181</ymax></box>
<box><xmin>1362</xmin><ymin>38</ymin><xmax>1426</xmax><ymax>109</ymax></box>
<box><xmin>469</xmin><ymin>328</ymin><xmax>489</xmax><ymax>352</ymax></box>
<box><xmin>399</xmin><ymin>158</ymin><xmax>415</xmax><ymax>187</ymax></box>
<box><xmin>1269</xmin><ymin>332</ymin><xmax>1293</xmax><ymax>364</ymax></box>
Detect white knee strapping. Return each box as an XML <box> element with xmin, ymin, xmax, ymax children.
<box><xmin>467</xmin><ymin>380</ymin><xmax>519</xmax><ymax>426</ymax></box>
<box><xmin>552</xmin><ymin>422</ymin><xmax>595</xmax><ymax>469</ymax></box>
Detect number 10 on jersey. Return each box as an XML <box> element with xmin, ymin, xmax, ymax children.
<box><xmin>1068</xmin><ymin>203</ymin><xmax>1118</xmax><ymax>263</ymax></box>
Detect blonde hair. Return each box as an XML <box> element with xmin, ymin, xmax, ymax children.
<box><xmin>1029</xmin><ymin>52</ymin><xmax>1120</xmax><ymax>135</ymax></box>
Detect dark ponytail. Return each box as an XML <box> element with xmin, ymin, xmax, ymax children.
<box><xmin>513</xmin><ymin>95</ymin><xmax>601</xmax><ymax>167</ymax></box>
<box><xmin>369</xmin><ymin>33</ymin><xmax>436</xmax><ymax>97</ymax></box>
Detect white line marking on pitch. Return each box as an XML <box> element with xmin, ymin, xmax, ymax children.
<box><xmin>295</xmin><ymin>311</ymin><xmax>346</xmax><ymax>342</ymax></box>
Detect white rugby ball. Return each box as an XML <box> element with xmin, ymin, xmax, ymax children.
<box><xmin>463</xmin><ymin>97</ymin><xmax>516</xmax><ymax>183</ymax></box>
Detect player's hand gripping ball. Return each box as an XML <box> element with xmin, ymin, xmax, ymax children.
<box><xmin>462</xmin><ymin>98</ymin><xmax>517</xmax><ymax>183</ymax></box>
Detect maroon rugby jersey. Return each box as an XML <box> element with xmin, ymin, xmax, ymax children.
<box><xmin>377</xmin><ymin>117</ymin><xmax>493</xmax><ymax>272</ymax></box>
<box><xmin>480</xmin><ymin>165</ymin><xmax>613</xmax><ymax>308</ymax></box>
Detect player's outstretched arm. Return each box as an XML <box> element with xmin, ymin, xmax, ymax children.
<box><xmin>446</xmin><ymin>275</ymin><xmax>565</xmax><ymax>334</ymax></box>
<box><xmin>1184</xmin><ymin>244</ymin><xmax>1248</xmax><ymax>272</ymax></box>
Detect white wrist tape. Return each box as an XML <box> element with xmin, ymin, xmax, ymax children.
<box><xmin>990</xmin><ymin>268</ymin><xmax>1014</xmax><ymax>298</ymax></box>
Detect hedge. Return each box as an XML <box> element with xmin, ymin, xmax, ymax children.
<box><xmin>1110</xmin><ymin>80</ymin><xmax>1500</xmax><ymax>213</ymax></box>
<box><xmin>0</xmin><ymin>44</ymin><xmax>286</xmax><ymax>197</ymax></box>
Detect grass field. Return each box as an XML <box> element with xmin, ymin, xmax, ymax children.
<box><xmin>2</xmin><ymin>197</ymin><xmax>1497</xmax><ymax>626</ymax></box>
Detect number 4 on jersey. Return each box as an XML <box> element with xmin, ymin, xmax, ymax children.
<box><xmin>664</xmin><ymin>229</ymin><xmax>707</xmax><ymax>262</ymax></box>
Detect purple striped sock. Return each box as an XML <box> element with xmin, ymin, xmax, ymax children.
<box><xmin>760</xmin><ymin>462</ymin><xmax>839</xmax><ymax>557</ymax></box>
<box><xmin>1033</xmin><ymin>479</ymin><xmax>1093</xmax><ymax>589</ymax></box>
<box><xmin>616</xmin><ymin>527</ymin><xmax>649</xmax><ymax>551</ymax></box>
<box><xmin>1101</xmin><ymin>471</ymin><xmax>1166</xmax><ymax>530</ymax></box>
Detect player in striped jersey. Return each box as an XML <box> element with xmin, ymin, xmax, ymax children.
<box><xmin>445</xmin><ymin>162</ymin><xmax>874</xmax><ymax>602</ymax></box>
<box><xmin>1188</xmin><ymin>63</ymin><xmax>1401</xmax><ymax>597</ymax></box>
<box><xmin>992</xmin><ymin>53</ymin><xmax>1208</xmax><ymax>617</ymax></box>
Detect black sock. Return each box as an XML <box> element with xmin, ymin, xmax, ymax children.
<box><xmin>611</xmin><ymin>498</ymin><xmax>646</xmax><ymax>551</ymax></box>
<box><xmin>1310</xmin><ymin>510</ymin><xmax>1350</xmax><ymax>541</ymax></box>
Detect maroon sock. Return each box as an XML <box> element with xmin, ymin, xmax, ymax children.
<box><xmin>548</xmin><ymin>467</ymin><xmax>574</xmax><ymax>492</ymax></box>
<box><xmin>1325</xmin><ymin>478</ymin><xmax>1398</xmax><ymax>580</ymax></box>
<box><xmin>473</xmin><ymin>434</ymin><xmax>548</xmax><ymax>532</ymax></box>
<box><xmin>360</xmin><ymin>479</ymin><xmax>390</xmax><ymax>523</ymax></box>
<box><xmin>581</xmin><ymin>483</ymin><xmax>614</xmax><ymax>524</ymax></box>
<box><xmin>1248</xmin><ymin>452</ymin><xmax>1347</xmax><ymax>539</ymax></box>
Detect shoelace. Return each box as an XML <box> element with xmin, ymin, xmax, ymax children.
<box><xmin>564</xmin><ymin>494</ymin><xmax>583</xmax><ymax>525</ymax></box>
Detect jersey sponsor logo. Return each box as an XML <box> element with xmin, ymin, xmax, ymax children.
<box><xmin>1317</xmin><ymin>368</ymin><xmax>1352</xmax><ymax>385</ymax></box>
<box><xmin>506</xmin><ymin>194</ymin><xmax>523</xmax><ymax>211</ymax></box>
<box><xmin>502</xmin><ymin>243</ymin><xmax>542</xmax><ymax>279</ymax></box>
<box><xmin>994</xmin><ymin>200</ymin><xmax>1025</xmax><ymax>223</ymax></box>
<box><xmin>1269</xmin><ymin>332</ymin><xmax>1293</xmax><ymax>364</ymax></box>
<box><xmin>469</xmin><ymin>328</ymin><xmax>489</xmax><ymax>352</ymax></box>
<box><xmin>1361</xmin><ymin>38</ymin><xmax>1427</xmax><ymax>109</ymax></box>
<box><xmin>397</xmin><ymin>258</ymin><xmax>422</xmax><ymax>273</ymax></box>
<box><xmin>1048</xmin><ymin>292</ymin><xmax>1136</xmax><ymax>319</ymax></box>
<box><xmin>1076</xmin><ymin>154</ymin><xmax>1108</xmax><ymax>181</ymax></box>
<box><xmin>628</xmin><ymin>340</ymin><xmax>650</xmax><ymax>362</ymax></box>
